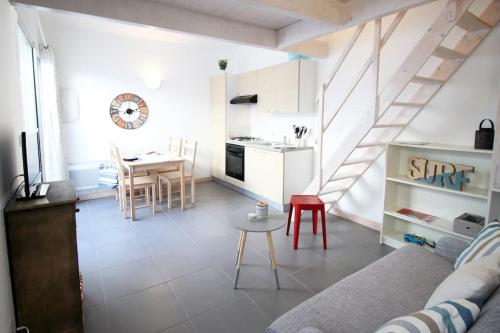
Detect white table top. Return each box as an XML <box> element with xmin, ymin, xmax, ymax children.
<box><xmin>122</xmin><ymin>153</ymin><xmax>184</xmax><ymax>168</ymax></box>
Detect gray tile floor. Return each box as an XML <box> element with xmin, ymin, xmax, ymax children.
<box><xmin>77</xmin><ymin>181</ymin><xmax>394</xmax><ymax>333</ymax></box>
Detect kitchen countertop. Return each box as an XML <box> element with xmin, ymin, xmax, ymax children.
<box><xmin>225</xmin><ymin>140</ymin><xmax>313</xmax><ymax>153</ymax></box>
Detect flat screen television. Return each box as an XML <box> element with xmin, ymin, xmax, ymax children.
<box><xmin>20</xmin><ymin>131</ymin><xmax>42</xmax><ymax>198</ymax></box>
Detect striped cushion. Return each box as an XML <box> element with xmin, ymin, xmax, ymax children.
<box><xmin>455</xmin><ymin>222</ymin><xmax>500</xmax><ymax>270</ymax></box>
<box><xmin>376</xmin><ymin>299</ymin><xmax>481</xmax><ymax>333</ymax></box>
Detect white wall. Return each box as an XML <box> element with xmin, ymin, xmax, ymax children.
<box><xmin>0</xmin><ymin>1</ymin><xmax>25</xmax><ymax>332</ymax></box>
<box><xmin>316</xmin><ymin>0</ymin><xmax>500</xmax><ymax>225</ymax></box>
<box><xmin>40</xmin><ymin>11</ymin><xmax>314</xmax><ymax>188</ymax></box>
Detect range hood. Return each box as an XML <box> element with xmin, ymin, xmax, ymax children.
<box><xmin>230</xmin><ymin>94</ymin><xmax>258</xmax><ymax>104</ymax></box>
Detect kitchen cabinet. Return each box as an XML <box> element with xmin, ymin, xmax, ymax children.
<box><xmin>257</xmin><ymin>60</ymin><xmax>316</xmax><ymax>113</ymax></box>
<box><xmin>236</xmin><ymin>70</ymin><xmax>258</xmax><ymax>96</ymax></box>
<box><xmin>244</xmin><ymin>147</ymin><xmax>261</xmax><ymax>194</ymax></box>
<box><xmin>210</xmin><ymin>74</ymin><xmax>227</xmax><ymax>180</ymax></box>
<box><xmin>260</xmin><ymin>150</ymin><xmax>284</xmax><ymax>203</ymax></box>
<box><xmin>244</xmin><ymin>147</ymin><xmax>284</xmax><ymax>203</ymax></box>
<box><xmin>242</xmin><ymin>146</ymin><xmax>312</xmax><ymax>209</ymax></box>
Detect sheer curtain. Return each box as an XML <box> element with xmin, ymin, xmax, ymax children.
<box><xmin>39</xmin><ymin>46</ymin><xmax>68</xmax><ymax>181</ymax></box>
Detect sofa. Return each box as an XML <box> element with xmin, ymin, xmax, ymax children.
<box><xmin>266</xmin><ymin>237</ymin><xmax>500</xmax><ymax>333</ymax></box>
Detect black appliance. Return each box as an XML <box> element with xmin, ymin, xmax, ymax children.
<box><xmin>230</xmin><ymin>94</ymin><xmax>258</xmax><ymax>104</ymax></box>
<box><xmin>226</xmin><ymin>143</ymin><xmax>244</xmax><ymax>181</ymax></box>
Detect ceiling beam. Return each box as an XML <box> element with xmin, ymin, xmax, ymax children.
<box><xmin>11</xmin><ymin>0</ymin><xmax>278</xmax><ymax>48</ymax></box>
<box><xmin>255</xmin><ymin>0</ymin><xmax>351</xmax><ymax>26</ymax></box>
<box><xmin>283</xmin><ymin>40</ymin><xmax>330</xmax><ymax>58</ymax></box>
<box><xmin>277</xmin><ymin>0</ymin><xmax>437</xmax><ymax>49</ymax></box>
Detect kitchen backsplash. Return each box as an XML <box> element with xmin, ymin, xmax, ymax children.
<box><xmin>249</xmin><ymin>108</ymin><xmax>317</xmax><ymax>144</ymax></box>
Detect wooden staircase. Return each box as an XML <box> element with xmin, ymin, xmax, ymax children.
<box><xmin>306</xmin><ymin>0</ymin><xmax>500</xmax><ymax>210</ymax></box>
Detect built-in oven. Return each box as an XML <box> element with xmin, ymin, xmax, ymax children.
<box><xmin>226</xmin><ymin>143</ymin><xmax>244</xmax><ymax>181</ymax></box>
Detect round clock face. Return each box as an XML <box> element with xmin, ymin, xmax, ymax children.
<box><xmin>110</xmin><ymin>93</ymin><xmax>148</xmax><ymax>129</ymax></box>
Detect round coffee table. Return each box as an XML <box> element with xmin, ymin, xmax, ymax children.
<box><xmin>229</xmin><ymin>213</ymin><xmax>287</xmax><ymax>290</ymax></box>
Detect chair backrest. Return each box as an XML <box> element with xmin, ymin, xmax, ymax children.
<box><xmin>181</xmin><ymin>140</ymin><xmax>197</xmax><ymax>175</ymax></box>
<box><xmin>168</xmin><ymin>138</ymin><xmax>182</xmax><ymax>157</ymax></box>
<box><xmin>109</xmin><ymin>144</ymin><xmax>126</xmax><ymax>181</ymax></box>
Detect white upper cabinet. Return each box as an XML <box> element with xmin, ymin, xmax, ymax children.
<box><xmin>257</xmin><ymin>60</ymin><xmax>316</xmax><ymax>113</ymax></box>
<box><xmin>236</xmin><ymin>70</ymin><xmax>258</xmax><ymax>96</ymax></box>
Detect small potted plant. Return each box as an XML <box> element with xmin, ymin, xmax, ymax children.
<box><xmin>218</xmin><ymin>59</ymin><xmax>228</xmax><ymax>71</ymax></box>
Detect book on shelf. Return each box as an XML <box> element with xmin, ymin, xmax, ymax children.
<box><xmin>396</xmin><ymin>208</ymin><xmax>435</xmax><ymax>223</ymax></box>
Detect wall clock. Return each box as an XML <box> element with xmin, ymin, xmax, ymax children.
<box><xmin>109</xmin><ymin>93</ymin><xmax>148</xmax><ymax>129</ymax></box>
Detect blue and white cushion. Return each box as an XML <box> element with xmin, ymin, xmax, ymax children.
<box><xmin>375</xmin><ymin>298</ymin><xmax>481</xmax><ymax>333</ymax></box>
<box><xmin>455</xmin><ymin>222</ymin><xmax>500</xmax><ymax>270</ymax></box>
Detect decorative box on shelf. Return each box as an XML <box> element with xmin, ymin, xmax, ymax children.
<box><xmin>453</xmin><ymin>213</ymin><xmax>485</xmax><ymax>237</ymax></box>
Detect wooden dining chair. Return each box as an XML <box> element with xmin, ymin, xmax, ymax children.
<box><xmin>110</xmin><ymin>145</ymin><xmax>157</xmax><ymax>217</ymax></box>
<box><xmin>168</xmin><ymin>137</ymin><xmax>182</xmax><ymax>157</ymax></box>
<box><xmin>158</xmin><ymin>140</ymin><xmax>197</xmax><ymax>209</ymax></box>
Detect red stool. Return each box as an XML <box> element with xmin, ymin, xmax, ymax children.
<box><xmin>286</xmin><ymin>195</ymin><xmax>327</xmax><ymax>250</ymax></box>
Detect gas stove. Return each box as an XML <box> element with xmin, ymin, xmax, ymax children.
<box><xmin>230</xmin><ymin>136</ymin><xmax>262</xmax><ymax>142</ymax></box>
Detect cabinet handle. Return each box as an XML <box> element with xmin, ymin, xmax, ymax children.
<box><xmin>75</xmin><ymin>208</ymin><xmax>80</xmax><ymax>213</ymax></box>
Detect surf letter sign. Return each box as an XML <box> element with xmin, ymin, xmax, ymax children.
<box><xmin>407</xmin><ymin>157</ymin><xmax>474</xmax><ymax>191</ymax></box>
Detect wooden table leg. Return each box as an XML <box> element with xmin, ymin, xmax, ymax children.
<box><xmin>266</xmin><ymin>231</ymin><xmax>280</xmax><ymax>289</ymax></box>
<box><xmin>180</xmin><ymin>161</ymin><xmax>185</xmax><ymax>211</ymax></box>
<box><xmin>235</xmin><ymin>231</ymin><xmax>243</xmax><ymax>266</ymax></box>
<box><xmin>234</xmin><ymin>230</ymin><xmax>247</xmax><ymax>289</ymax></box>
<box><xmin>129</xmin><ymin>166</ymin><xmax>136</xmax><ymax>221</ymax></box>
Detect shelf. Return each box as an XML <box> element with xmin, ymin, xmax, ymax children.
<box><xmin>381</xmin><ymin>233</ymin><xmax>406</xmax><ymax>249</ymax></box>
<box><xmin>389</xmin><ymin>142</ymin><xmax>494</xmax><ymax>155</ymax></box>
<box><xmin>384</xmin><ymin>210</ymin><xmax>473</xmax><ymax>241</ymax></box>
<box><xmin>491</xmin><ymin>187</ymin><xmax>500</xmax><ymax>193</ymax></box>
<box><xmin>386</xmin><ymin>175</ymin><xmax>489</xmax><ymax>200</ymax></box>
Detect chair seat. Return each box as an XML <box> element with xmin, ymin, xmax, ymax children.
<box><xmin>158</xmin><ymin>170</ymin><xmax>192</xmax><ymax>182</ymax></box>
<box><xmin>123</xmin><ymin>175</ymin><xmax>156</xmax><ymax>186</ymax></box>
<box><xmin>290</xmin><ymin>195</ymin><xmax>324</xmax><ymax>206</ymax></box>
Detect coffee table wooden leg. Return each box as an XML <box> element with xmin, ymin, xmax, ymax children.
<box><xmin>235</xmin><ymin>231</ymin><xmax>243</xmax><ymax>266</ymax></box>
<box><xmin>234</xmin><ymin>230</ymin><xmax>247</xmax><ymax>289</ymax></box>
<box><xmin>266</xmin><ymin>231</ymin><xmax>280</xmax><ymax>289</ymax></box>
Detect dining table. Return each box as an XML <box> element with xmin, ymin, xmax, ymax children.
<box><xmin>122</xmin><ymin>153</ymin><xmax>185</xmax><ymax>221</ymax></box>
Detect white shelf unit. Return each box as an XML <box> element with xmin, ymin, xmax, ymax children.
<box><xmin>381</xmin><ymin>142</ymin><xmax>492</xmax><ymax>249</ymax></box>
<box><xmin>487</xmin><ymin>87</ymin><xmax>500</xmax><ymax>223</ymax></box>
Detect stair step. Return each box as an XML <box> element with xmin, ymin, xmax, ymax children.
<box><xmin>343</xmin><ymin>158</ymin><xmax>372</xmax><ymax>166</ymax></box>
<box><xmin>411</xmin><ymin>76</ymin><xmax>444</xmax><ymax>85</ymax></box>
<box><xmin>391</xmin><ymin>102</ymin><xmax>425</xmax><ymax>108</ymax></box>
<box><xmin>330</xmin><ymin>172</ymin><xmax>361</xmax><ymax>181</ymax></box>
<box><xmin>321</xmin><ymin>200</ymin><xmax>337</xmax><ymax>208</ymax></box>
<box><xmin>456</xmin><ymin>11</ymin><xmax>491</xmax><ymax>32</ymax></box>
<box><xmin>357</xmin><ymin>142</ymin><xmax>386</xmax><ymax>148</ymax></box>
<box><xmin>433</xmin><ymin>46</ymin><xmax>466</xmax><ymax>60</ymax></box>
<box><xmin>373</xmin><ymin>123</ymin><xmax>406</xmax><ymax>128</ymax></box>
<box><xmin>320</xmin><ymin>185</ymin><xmax>348</xmax><ymax>196</ymax></box>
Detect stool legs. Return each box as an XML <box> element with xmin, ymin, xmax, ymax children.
<box><xmin>312</xmin><ymin>210</ymin><xmax>318</xmax><ymax>235</ymax></box>
<box><xmin>293</xmin><ymin>207</ymin><xmax>302</xmax><ymax>250</ymax></box>
<box><xmin>234</xmin><ymin>230</ymin><xmax>247</xmax><ymax>289</ymax></box>
<box><xmin>266</xmin><ymin>232</ymin><xmax>280</xmax><ymax>290</ymax></box>
<box><xmin>321</xmin><ymin>207</ymin><xmax>327</xmax><ymax>249</ymax></box>
<box><xmin>286</xmin><ymin>205</ymin><xmax>293</xmax><ymax>235</ymax></box>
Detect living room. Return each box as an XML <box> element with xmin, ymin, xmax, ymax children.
<box><xmin>1</xmin><ymin>0</ymin><xmax>500</xmax><ymax>332</ymax></box>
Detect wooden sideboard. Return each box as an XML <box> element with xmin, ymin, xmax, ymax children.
<box><xmin>4</xmin><ymin>180</ymin><xmax>83</xmax><ymax>333</ymax></box>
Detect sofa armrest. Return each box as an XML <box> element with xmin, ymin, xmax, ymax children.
<box><xmin>435</xmin><ymin>236</ymin><xmax>470</xmax><ymax>263</ymax></box>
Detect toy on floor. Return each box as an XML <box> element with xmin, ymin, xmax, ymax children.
<box><xmin>403</xmin><ymin>233</ymin><xmax>436</xmax><ymax>248</ymax></box>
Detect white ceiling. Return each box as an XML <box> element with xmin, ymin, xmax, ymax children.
<box><xmin>13</xmin><ymin>0</ymin><xmax>437</xmax><ymax>57</ymax></box>
<box><xmin>150</xmin><ymin>0</ymin><xmax>300</xmax><ymax>30</ymax></box>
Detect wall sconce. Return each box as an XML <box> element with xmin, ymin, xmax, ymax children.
<box><xmin>144</xmin><ymin>76</ymin><xmax>163</xmax><ymax>90</ymax></box>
